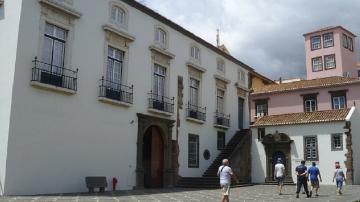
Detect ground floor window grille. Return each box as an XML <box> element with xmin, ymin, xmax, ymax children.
<box><xmin>217</xmin><ymin>132</ymin><xmax>225</xmax><ymax>150</ymax></box>
<box><xmin>304</xmin><ymin>136</ymin><xmax>318</xmax><ymax>161</ymax></box>
<box><xmin>331</xmin><ymin>133</ymin><xmax>343</xmax><ymax>151</ymax></box>
<box><xmin>188</xmin><ymin>134</ymin><xmax>199</xmax><ymax>168</ymax></box>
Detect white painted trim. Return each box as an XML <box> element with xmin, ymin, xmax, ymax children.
<box><xmin>148</xmin><ymin>108</ymin><xmax>173</xmax><ymax>116</ymax></box>
<box><xmin>103</xmin><ymin>24</ymin><xmax>135</xmax><ymax>42</ymax></box>
<box><xmin>186</xmin><ymin>117</ymin><xmax>205</xmax><ymax>124</ymax></box>
<box><xmin>98</xmin><ymin>97</ymin><xmax>132</xmax><ymax>107</ymax></box>
<box><xmin>38</xmin><ymin>0</ymin><xmax>81</xmax><ymax>18</ymax></box>
<box><xmin>149</xmin><ymin>45</ymin><xmax>175</xmax><ymax>59</ymax></box>
<box><xmin>235</xmin><ymin>82</ymin><xmax>250</xmax><ymax>92</ymax></box>
<box><xmin>214</xmin><ymin>74</ymin><xmax>231</xmax><ymax>84</ymax></box>
<box><xmin>214</xmin><ymin>124</ymin><xmax>229</xmax><ymax>130</ymax></box>
<box><xmin>346</xmin><ymin>106</ymin><xmax>356</xmax><ymax>121</ymax></box>
<box><xmin>30</xmin><ymin>81</ymin><xmax>76</xmax><ymax>95</ymax></box>
<box><xmin>186</xmin><ymin>61</ymin><xmax>206</xmax><ymax>73</ymax></box>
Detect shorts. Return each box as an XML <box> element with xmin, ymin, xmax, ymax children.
<box><xmin>336</xmin><ymin>180</ymin><xmax>343</xmax><ymax>189</ymax></box>
<box><xmin>221</xmin><ymin>184</ymin><xmax>231</xmax><ymax>196</ymax></box>
<box><xmin>310</xmin><ymin>180</ymin><xmax>319</xmax><ymax>188</ymax></box>
<box><xmin>276</xmin><ymin>176</ymin><xmax>284</xmax><ymax>186</ymax></box>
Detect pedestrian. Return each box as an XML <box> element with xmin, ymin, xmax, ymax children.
<box><xmin>295</xmin><ymin>160</ymin><xmax>310</xmax><ymax>198</ymax></box>
<box><xmin>333</xmin><ymin>162</ymin><xmax>346</xmax><ymax>195</ymax></box>
<box><xmin>217</xmin><ymin>159</ymin><xmax>239</xmax><ymax>202</ymax></box>
<box><xmin>308</xmin><ymin>162</ymin><xmax>322</xmax><ymax>197</ymax></box>
<box><xmin>274</xmin><ymin>158</ymin><xmax>285</xmax><ymax>195</ymax></box>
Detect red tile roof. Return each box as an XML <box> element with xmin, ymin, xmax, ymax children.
<box><xmin>251</xmin><ymin>109</ymin><xmax>350</xmax><ymax>127</ymax></box>
<box><xmin>252</xmin><ymin>76</ymin><xmax>360</xmax><ymax>95</ymax></box>
<box><xmin>303</xmin><ymin>26</ymin><xmax>357</xmax><ymax>37</ymax></box>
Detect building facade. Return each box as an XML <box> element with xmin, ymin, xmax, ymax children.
<box><xmin>0</xmin><ymin>0</ymin><xmax>255</xmax><ymax>195</ymax></box>
<box><xmin>250</xmin><ymin>26</ymin><xmax>360</xmax><ymax>185</ymax></box>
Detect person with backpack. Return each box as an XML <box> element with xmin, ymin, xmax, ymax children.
<box><xmin>333</xmin><ymin>162</ymin><xmax>346</xmax><ymax>195</ymax></box>
<box><xmin>217</xmin><ymin>159</ymin><xmax>239</xmax><ymax>202</ymax></box>
<box><xmin>308</xmin><ymin>162</ymin><xmax>322</xmax><ymax>197</ymax></box>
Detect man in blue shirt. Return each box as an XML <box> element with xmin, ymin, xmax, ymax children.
<box><xmin>295</xmin><ymin>160</ymin><xmax>310</xmax><ymax>198</ymax></box>
<box><xmin>308</xmin><ymin>162</ymin><xmax>322</xmax><ymax>197</ymax></box>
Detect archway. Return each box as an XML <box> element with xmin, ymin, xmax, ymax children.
<box><xmin>262</xmin><ymin>132</ymin><xmax>293</xmax><ymax>183</ymax></box>
<box><xmin>143</xmin><ymin>126</ymin><xmax>164</xmax><ymax>188</ymax></box>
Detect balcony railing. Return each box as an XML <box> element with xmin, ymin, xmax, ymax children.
<box><xmin>214</xmin><ymin>111</ymin><xmax>230</xmax><ymax>127</ymax></box>
<box><xmin>31</xmin><ymin>57</ymin><xmax>78</xmax><ymax>91</ymax></box>
<box><xmin>148</xmin><ymin>91</ymin><xmax>174</xmax><ymax>113</ymax></box>
<box><xmin>99</xmin><ymin>77</ymin><xmax>133</xmax><ymax>104</ymax></box>
<box><xmin>186</xmin><ymin>103</ymin><xmax>206</xmax><ymax>121</ymax></box>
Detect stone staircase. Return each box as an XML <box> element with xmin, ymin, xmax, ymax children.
<box><xmin>176</xmin><ymin>129</ymin><xmax>252</xmax><ymax>188</ymax></box>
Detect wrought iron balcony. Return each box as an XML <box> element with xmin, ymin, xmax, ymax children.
<box><xmin>186</xmin><ymin>103</ymin><xmax>206</xmax><ymax>121</ymax></box>
<box><xmin>99</xmin><ymin>77</ymin><xmax>133</xmax><ymax>104</ymax></box>
<box><xmin>31</xmin><ymin>57</ymin><xmax>78</xmax><ymax>91</ymax></box>
<box><xmin>148</xmin><ymin>91</ymin><xmax>174</xmax><ymax>113</ymax></box>
<box><xmin>214</xmin><ymin>111</ymin><xmax>230</xmax><ymax>127</ymax></box>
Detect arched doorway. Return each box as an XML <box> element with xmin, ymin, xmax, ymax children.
<box><xmin>143</xmin><ymin>126</ymin><xmax>164</xmax><ymax>188</ymax></box>
<box><xmin>262</xmin><ymin>132</ymin><xmax>293</xmax><ymax>183</ymax></box>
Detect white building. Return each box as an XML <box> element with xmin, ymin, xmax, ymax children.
<box><xmin>0</xmin><ymin>0</ymin><xmax>254</xmax><ymax>195</ymax></box>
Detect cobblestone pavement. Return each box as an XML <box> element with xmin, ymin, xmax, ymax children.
<box><xmin>0</xmin><ymin>185</ymin><xmax>359</xmax><ymax>202</ymax></box>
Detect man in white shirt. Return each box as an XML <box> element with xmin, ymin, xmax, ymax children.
<box><xmin>274</xmin><ymin>158</ymin><xmax>285</xmax><ymax>195</ymax></box>
<box><xmin>217</xmin><ymin>159</ymin><xmax>239</xmax><ymax>202</ymax></box>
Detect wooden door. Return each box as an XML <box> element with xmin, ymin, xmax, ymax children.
<box><xmin>151</xmin><ymin>127</ymin><xmax>164</xmax><ymax>187</ymax></box>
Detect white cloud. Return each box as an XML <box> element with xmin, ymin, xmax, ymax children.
<box><xmin>141</xmin><ymin>0</ymin><xmax>360</xmax><ymax>79</ymax></box>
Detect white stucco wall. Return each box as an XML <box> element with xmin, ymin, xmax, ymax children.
<box><xmin>0</xmin><ymin>0</ymin><xmax>22</xmax><ymax>196</ymax></box>
<box><xmin>349</xmin><ymin>108</ymin><xmax>360</xmax><ymax>184</ymax></box>
<box><xmin>3</xmin><ymin>0</ymin><xmax>250</xmax><ymax>195</ymax></box>
<box><xmin>251</xmin><ymin>122</ymin><xmax>348</xmax><ymax>185</ymax></box>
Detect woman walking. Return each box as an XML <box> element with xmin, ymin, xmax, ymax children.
<box><xmin>332</xmin><ymin>162</ymin><xmax>346</xmax><ymax>196</ymax></box>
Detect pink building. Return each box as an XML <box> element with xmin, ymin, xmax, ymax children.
<box><xmin>249</xmin><ymin>26</ymin><xmax>360</xmax><ymax>186</ymax></box>
<box><xmin>304</xmin><ymin>26</ymin><xmax>358</xmax><ymax>80</ymax></box>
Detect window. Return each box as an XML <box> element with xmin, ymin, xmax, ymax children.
<box><xmin>312</xmin><ymin>57</ymin><xmax>323</xmax><ymax>72</ymax></box>
<box><xmin>331</xmin><ymin>133</ymin><xmax>343</xmax><ymax>151</ymax></box>
<box><xmin>42</xmin><ymin>23</ymin><xmax>67</xmax><ymax>73</ymax></box>
<box><xmin>324</xmin><ymin>54</ymin><xmax>336</xmax><ymax>69</ymax></box>
<box><xmin>189</xmin><ymin>78</ymin><xmax>200</xmax><ymax>107</ymax></box>
<box><xmin>343</xmin><ymin>34</ymin><xmax>348</xmax><ymax>49</ymax></box>
<box><xmin>323</xmin><ymin>33</ymin><xmax>334</xmax><ymax>48</ymax></box>
<box><xmin>188</xmin><ymin>134</ymin><xmax>199</xmax><ymax>168</ymax></box>
<box><xmin>111</xmin><ymin>6</ymin><xmax>126</xmax><ymax>26</ymax></box>
<box><xmin>217</xmin><ymin>59</ymin><xmax>225</xmax><ymax>73</ymax></box>
<box><xmin>106</xmin><ymin>46</ymin><xmax>124</xmax><ymax>88</ymax></box>
<box><xmin>348</xmin><ymin>37</ymin><xmax>353</xmax><ymax>51</ymax></box>
<box><xmin>304</xmin><ymin>136</ymin><xmax>318</xmax><ymax>161</ymax></box>
<box><xmin>330</xmin><ymin>90</ymin><xmax>347</xmax><ymax>109</ymax></box>
<box><xmin>153</xmin><ymin>64</ymin><xmax>166</xmax><ymax>98</ymax></box>
<box><xmin>258</xmin><ymin>128</ymin><xmax>265</xmax><ymax>141</ymax></box>
<box><xmin>303</xmin><ymin>94</ymin><xmax>317</xmax><ymax>112</ymax></box>
<box><xmin>155</xmin><ymin>28</ymin><xmax>167</xmax><ymax>48</ymax></box>
<box><xmin>255</xmin><ymin>99</ymin><xmax>268</xmax><ymax>117</ymax></box>
<box><xmin>311</xmin><ymin>36</ymin><xmax>321</xmax><ymax>50</ymax></box>
<box><xmin>190</xmin><ymin>46</ymin><xmax>200</xmax><ymax>61</ymax></box>
<box><xmin>217</xmin><ymin>131</ymin><xmax>225</xmax><ymax>150</ymax></box>
<box><xmin>216</xmin><ymin>89</ymin><xmax>225</xmax><ymax>113</ymax></box>
<box><xmin>238</xmin><ymin>70</ymin><xmax>246</xmax><ymax>85</ymax></box>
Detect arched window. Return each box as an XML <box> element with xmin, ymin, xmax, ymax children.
<box><xmin>190</xmin><ymin>46</ymin><xmax>200</xmax><ymax>61</ymax></box>
<box><xmin>217</xmin><ymin>59</ymin><xmax>225</xmax><ymax>73</ymax></box>
<box><xmin>155</xmin><ymin>27</ymin><xmax>167</xmax><ymax>48</ymax></box>
<box><xmin>111</xmin><ymin>5</ymin><xmax>126</xmax><ymax>26</ymax></box>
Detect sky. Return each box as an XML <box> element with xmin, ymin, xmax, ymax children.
<box><xmin>139</xmin><ymin>0</ymin><xmax>360</xmax><ymax>80</ymax></box>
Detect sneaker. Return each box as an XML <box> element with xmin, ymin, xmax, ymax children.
<box><xmin>339</xmin><ymin>190</ymin><xmax>342</xmax><ymax>195</ymax></box>
<box><xmin>309</xmin><ymin>191</ymin><xmax>312</xmax><ymax>197</ymax></box>
<box><xmin>315</xmin><ymin>194</ymin><xmax>319</xmax><ymax>197</ymax></box>
<box><xmin>302</xmin><ymin>191</ymin><xmax>306</xmax><ymax>194</ymax></box>
<box><xmin>296</xmin><ymin>194</ymin><xmax>299</xmax><ymax>198</ymax></box>
<box><xmin>279</xmin><ymin>192</ymin><xmax>282</xmax><ymax>195</ymax></box>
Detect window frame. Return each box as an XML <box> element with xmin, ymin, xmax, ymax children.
<box><xmin>348</xmin><ymin>37</ymin><xmax>354</xmax><ymax>51</ymax></box>
<box><xmin>302</xmin><ymin>93</ymin><xmax>318</xmax><ymax>112</ymax></box>
<box><xmin>304</xmin><ymin>136</ymin><xmax>318</xmax><ymax>161</ymax></box>
<box><xmin>258</xmin><ymin>128</ymin><xmax>265</xmax><ymax>141</ymax></box>
<box><xmin>106</xmin><ymin>46</ymin><xmax>124</xmax><ymax>87</ymax></box>
<box><xmin>255</xmin><ymin>99</ymin><xmax>268</xmax><ymax>117</ymax></box>
<box><xmin>324</xmin><ymin>54</ymin><xmax>336</xmax><ymax>70</ymax></box>
<box><xmin>343</xmin><ymin>34</ymin><xmax>348</xmax><ymax>49</ymax></box>
<box><xmin>217</xmin><ymin>131</ymin><xmax>226</xmax><ymax>150</ymax></box>
<box><xmin>312</xmin><ymin>56</ymin><xmax>323</xmax><ymax>72</ymax></box>
<box><xmin>310</xmin><ymin>35</ymin><xmax>321</xmax><ymax>50</ymax></box>
<box><xmin>217</xmin><ymin>58</ymin><xmax>225</xmax><ymax>73</ymax></box>
<box><xmin>216</xmin><ymin>88</ymin><xmax>225</xmax><ymax>113</ymax></box>
<box><xmin>154</xmin><ymin>26</ymin><xmax>168</xmax><ymax>49</ymax></box>
<box><xmin>153</xmin><ymin>63</ymin><xmax>167</xmax><ymax>98</ymax></box>
<box><xmin>109</xmin><ymin>2</ymin><xmax>128</xmax><ymax>29</ymax></box>
<box><xmin>331</xmin><ymin>133</ymin><xmax>343</xmax><ymax>151</ymax></box>
<box><xmin>330</xmin><ymin>90</ymin><xmax>347</xmax><ymax>109</ymax></box>
<box><xmin>189</xmin><ymin>77</ymin><xmax>200</xmax><ymax>107</ymax></box>
<box><xmin>238</xmin><ymin>70</ymin><xmax>246</xmax><ymax>85</ymax></box>
<box><xmin>190</xmin><ymin>45</ymin><xmax>201</xmax><ymax>62</ymax></box>
<box><xmin>322</xmin><ymin>32</ymin><xmax>334</xmax><ymax>48</ymax></box>
<box><xmin>188</xmin><ymin>134</ymin><xmax>199</xmax><ymax>168</ymax></box>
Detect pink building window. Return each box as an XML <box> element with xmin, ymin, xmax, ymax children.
<box><xmin>311</xmin><ymin>35</ymin><xmax>321</xmax><ymax>50</ymax></box>
<box><xmin>255</xmin><ymin>99</ymin><xmax>268</xmax><ymax>117</ymax></box>
<box><xmin>342</xmin><ymin>34</ymin><xmax>353</xmax><ymax>51</ymax></box>
<box><xmin>330</xmin><ymin>90</ymin><xmax>347</xmax><ymax>109</ymax></box>
<box><xmin>324</xmin><ymin>54</ymin><xmax>336</xmax><ymax>70</ymax></box>
<box><xmin>312</xmin><ymin>57</ymin><xmax>323</xmax><ymax>72</ymax></box>
<box><xmin>323</xmin><ymin>33</ymin><xmax>334</xmax><ymax>48</ymax></box>
<box><xmin>302</xmin><ymin>93</ymin><xmax>318</xmax><ymax>112</ymax></box>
